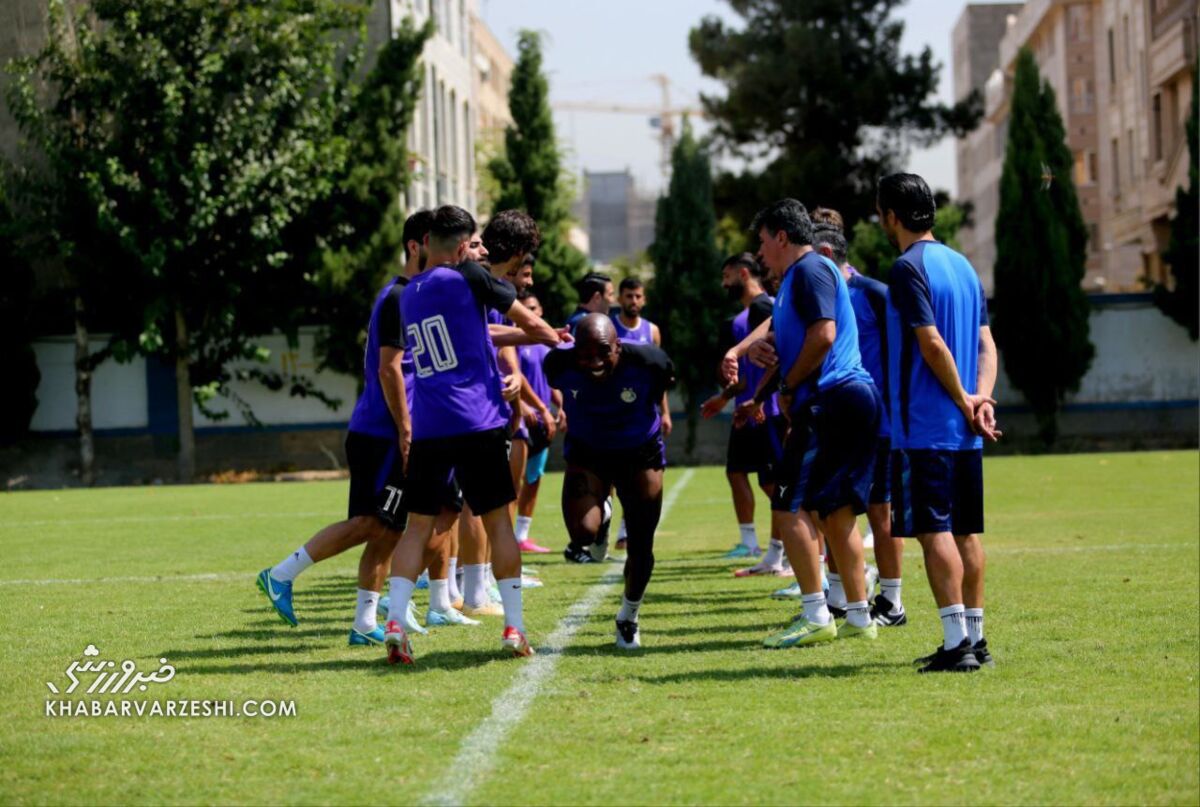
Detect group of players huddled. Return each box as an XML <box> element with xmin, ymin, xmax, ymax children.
<box><xmin>256</xmin><ymin>171</ymin><xmax>1000</xmax><ymax>673</ymax></box>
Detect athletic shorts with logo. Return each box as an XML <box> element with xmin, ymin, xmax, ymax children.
<box><xmin>345</xmin><ymin>431</ymin><xmax>415</xmax><ymax>529</ymax></box>
<box><xmin>726</xmin><ymin>414</ymin><xmax>787</xmax><ymax>486</ymax></box>
<box><xmin>890</xmin><ymin>449</ymin><xmax>983</xmax><ymax>536</ymax></box>
<box><xmin>564</xmin><ymin>431</ymin><xmax>666</xmax><ymax>491</ymax></box>
<box><xmin>405</xmin><ymin>426</ymin><xmax>514</xmax><ymax>516</ymax></box>
<box><xmin>771</xmin><ymin>380</ymin><xmax>881</xmax><ymax>518</ymax></box>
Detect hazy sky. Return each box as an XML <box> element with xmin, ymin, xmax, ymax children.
<box><xmin>479</xmin><ymin>0</ymin><xmax>1013</xmax><ymax>200</ymax></box>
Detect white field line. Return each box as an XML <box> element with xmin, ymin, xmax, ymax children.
<box><xmin>420</xmin><ymin>467</ymin><xmax>697</xmax><ymax>807</ymax></box>
<box><xmin>0</xmin><ymin>511</ymin><xmax>331</xmax><ymax>529</ymax></box>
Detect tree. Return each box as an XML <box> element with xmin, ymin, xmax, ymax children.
<box><xmin>689</xmin><ymin>0</ymin><xmax>981</xmax><ymax>231</ymax></box>
<box><xmin>648</xmin><ymin>121</ymin><xmax>723</xmax><ymax>455</ymax></box>
<box><xmin>7</xmin><ymin>0</ymin><xmax>365</xmax><ymax>481</ymax></box>
<box><xmin>0</xmin><ymin>181</ymin><xmax>41</xmax><ymax>445</ymax></box>
<box><xmin>486</xmin><ymin>30</ymin><xmax>586</xmax><ymax>321</ymax></box>
<box><xmin>848</xmin><ymin>198</ymin><xmax>970</xmax><ymax>281</ymax></box>
<box><xmin>992</xmin><ymin>48</ymin><xmax>1094</xmax><ymax>445</ymax></box>
<box><xmin>1155</xmin><ymin>64</ymin><xmax>1198</xmax><ymax>340</ymax></box>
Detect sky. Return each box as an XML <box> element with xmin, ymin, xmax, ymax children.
<box><xmin>478</xmin><ymin>0</ymin><xmax>1013</xmax><ymax>200</ymax></box>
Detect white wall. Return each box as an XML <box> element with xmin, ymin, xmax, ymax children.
<box><xmin>29</xmin><ymin>338</ymin><xmax>148</xmax><ymax>432</ymax></box>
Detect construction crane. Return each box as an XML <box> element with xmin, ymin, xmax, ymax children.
<box><xmin>552</xmin><ymin>74</ymin><xmax>704</xmax><ymax>179</ymax></box>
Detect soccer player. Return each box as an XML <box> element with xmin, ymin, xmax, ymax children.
<box><xmin>513</xmin><ymin>289</ymin><xmax>562</xmax><ymax>553</ymax></box>
<box><xmin>255</xmin><ymin>210</ymin><xmax>441</xmax><ymax>644</ymax></box>
<box><xmin>723</xmin><ymin>199</ymin><xmax>882</xmax><ymax>648</ymax></box>
<box><xmin>544</xmin><ymin>314</ymin><xmax>675</xmax><ymax>648</ymax></box>
<box><xmin>381</xmin><ymin>205</ymin><xmax>561</xmax><ymax>664</ymax></box>
<box><xmin>876</xmin><ymin>173</ymin><xmax>1000</xmax><ymax>672</ymax></box>
<box><xmin>700</xmin><ymin>253</ymin><xmax>790</xmax><ymax>572</ymax></box>
<box><xmin>565</xmin><ymin>272</ymin><xmax>615</xmax><ymax>332</ymax></box>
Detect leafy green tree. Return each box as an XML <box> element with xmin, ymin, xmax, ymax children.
<box><xmin>992</xmin><ymin>48</ymin><xmax>1093</xmax><ymax>445</ymax></box>
<box><xmin>1155</xmin><ymin>64</ymin><xmax>1198</xmax><ymax>340</ymax></box>
<box><xmin>689</xmin><ymin>0</ymin><xmax>981</xmax><ymax>230</ymax></box>
<box><xmin>648</xmin><ymin>122</ymin><xmax>723</xmax><ymax>455</ymax></box>
<box><xmin>0</xmin><ymin>181</ymin><xmax>40</xmax><ymax>445</ymax></box>
<box><xmin>849</xmin><ymin>198</ymin><xmax>970</xmax><ymax>281</ymax></box>
<box><xmin>486</xmin><ymin>30</ymin><xmax>586</xmax><ymax>320</ymax></box>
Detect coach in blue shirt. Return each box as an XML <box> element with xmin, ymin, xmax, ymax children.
<box><xmin>879</xmin><ymin>173</ymin><xmax>1001</xmax><ymax>674</ymax></box>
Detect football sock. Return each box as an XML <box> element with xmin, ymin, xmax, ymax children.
<box><xmin>762</xmin><ymin>538</ymin><xmax>784</xmax><ymax>568</ymax></box>
<box><xmin>880</xmin><ymin>577</ymin><xmax>903</xmax><ymax>610</ymax></box>
<box><xmin>939</xmin><ymin>604</ymin><xmax>968</xmax><ymax>650</ymax></box>
<box><xmin>447</xmin><ymin>557</ymin><xmax>461</xmax><ymax>602</ymax></box>
<box><xmin>486</xmin><ymin>563</ymin><xmax>497</xmax><ymax>588</ymax></box>
<box><xmin>428</xmin><ymin>578</ymin><xmax>452</xmax><ymax>613</ymax></box>
<box><xmin>738</xmin><ymin>523</ymin><xmax>759</xmax><ymax>551</ymax></box>
<box><xmin>515</xmin><ymin>516</ymin><xmax>532</xmax><ymax>543</ymax></box>
<box><xmin>845</xmin><ymin>600</ymin><xmax>871</xmax><ymax>628</ymax></box>
<box><xmin>827</xmin><ymin>573</ymin><xmax>847</xmax><ymax>609</ymax></box>
<box><xmin>497</xmin><ymin>577</ymin><xmax>524</xmax><ymax>633</ymax></box>
<box><xmin>353</xmin><ymin>588</ymin><xmax>379</xmax><ymax>634</ymax></box>
<box><xmin>801</xmin><ymin>591</ymin><xmax>832</xmax><ymax>626</ymax></box>
<box><xmin>386</xmin><ymin>577</ymin><xmax>416</xmax><ymax>627</ymax></box>
<box><xmin>617</xmin><ymin>595</ymin><xmax>642</xmax><ymax>623</ymax></box>
<box><xmin>271</xmin><ymin>546</ymin><xmax>314</xmax><ymax>582</ymax></box>
<box><xmin>463</xmin><ymin>563</ymin><xmax>488</xmax><ymax>608</ymax></box>
<box><xmin>965</xmin><ymin>607</ymin><xmax>985</xmax><ymax>644</ymax></box>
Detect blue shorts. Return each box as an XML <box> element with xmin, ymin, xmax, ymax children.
<box><xmin>726</xmin><ymin>414</ymin><xmax>787</xmax><ymax>486</ymax></box>
<box><xmin>869</xmin><ymin>439</ymin><xmax>891</xmax><ymax>505</ymax></box>
<box><xmin>771</xmin><ymin>380</ymin><xmax>881</xmax><ymax>518</ymax></box>
<box><xmin>525</xmin><ymin>447</ymin><xmax>549</xmax><ymax>486</ymax></box>
<box><xmin>890</xmin><ymin>449</ymin><xmax>984</xmax><ymax>537</ymax></box>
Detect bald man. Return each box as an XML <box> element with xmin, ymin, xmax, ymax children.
<box><xmin>543</xmin><ymin>314</ymin><xmax>676</xmax><ymax>649</ymax></box>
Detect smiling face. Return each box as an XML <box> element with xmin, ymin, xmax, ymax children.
<box><xmin>464</xmin><ymin>230</ymin><xmax>488</xmax><ymax>263</ymax></box>
<box><xmin>507</xmin><ymin>262</ymin><xmax>534</xmax><ymax>291</ymax></box>
<box><xmin>575</xmin><ymin>333</ymin><xmax>620</xmax><ymax>381</ymax></box>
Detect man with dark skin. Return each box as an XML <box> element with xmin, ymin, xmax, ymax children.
<box><xmin>544</xmin><ymin>314</ymin><xmax>675</xmax><ymax>649</ymax></box>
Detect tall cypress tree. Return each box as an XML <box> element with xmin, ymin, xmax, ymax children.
<box><xmin>993</xmin><ymin>48</ymin><xmax>1094</xmax><ymax>445</ymax></box>
<box><xmin>487</xmin><ymin>30</ymin><xmax>585</xmax><ymax>321</ymax></box>
<box><xmin>1155</xmin><ymin>65</ymin><xmax>1198</xmax><ymax>340</ymax></box>
<box><xmin>648</xmin><ymin>121</ymin><xmax>723</xmax><ymax>455</ymax></box>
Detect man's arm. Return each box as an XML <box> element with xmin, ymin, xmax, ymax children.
<box><xmin>972</xmin><ymin>324</ymin><xmax>1001</xmax><ymax>441</ymax></box>
<box><xmin>490</xmin><ymin>322</ymin><xmax>572</xmax><ymax>347</ymax></box>
<box><xmin>505</xmin><ymin>300</ymin><xmax>562</xmax><ymax>347</ymax></box>
<box><xmin>720</xmin><ymin>315</ymin><xmax>773</xmax><ymax>383</ymax></box>
<box><xmin>651</xmin><ymin>323</ymin><xmax>662</xmax><ymax>347</ymax></box>
<box><xmin>519</xmin><ymin>377</ymin><xmax>556</xmax><ymax>440</ymax></box>
<box><xmin>781</xmin><ymin>320</ymin><xmax>835</xmax><ymax>391</ymax></box>
<box><xmin>378</xmin><ymin>347</ymin><xmax>412</xmax><ymax>469</ymax></box>
<box><xmin>497</xmin><ymin>344</ymin><xmax>521</xmax><ymax>402</ymax></box>
<box><xmin>914</xmin><ymin>326</ymin><xmax>995</xmax><ymax>435</ymax></box>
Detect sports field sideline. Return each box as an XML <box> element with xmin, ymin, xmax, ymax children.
<box><xmin>1</xmin><ymin>450</ymin><xmax>1197</xmax><ymax>805</ymax></box>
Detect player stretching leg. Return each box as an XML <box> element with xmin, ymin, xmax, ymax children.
<box><xmin>545</xmin><ymin>315</ymin><xmax>675</xmax><ymax>648</ymax></box>
<box><xmin>513</xmin><ymin>289</ymin><xmax>560</xmax><ymax>553</ymax></box>
<box><xmin>382</xmin><ymin>205</ymin><xmax>561</xmax><ymax>663</ymax></box>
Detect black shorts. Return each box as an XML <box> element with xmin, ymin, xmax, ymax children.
<box><xmin>345</xmin><ymin>431</ymin><xmax>408</xmax><ymax>530</ymax></box>
<box><xmin>891</xmin><ymin>449</ymin><xmax>984</xmax><ymax>537</ymax></box>
<box><xmin>564</xmin><ymin>432</ymin><xmax>666</xmax><ymax>490</ymax></box>
<box><xmin>771</xmin><ymin>380</ymin><xmax>881</xmax><ymax>518</ymax></box>
<box><xmin>406</xmin><ymin>427</ymin><xmax>513</xmax><ymax>516</ymax></box>
<box><xmin>869</xmin><ymin>439</ymin><xmax>892</xmax><ymax>505</ymax></box>
<box><xmin>726</xmin><ymin>414</ymin><xmax>787</xmax><ymax>486</ymax></box>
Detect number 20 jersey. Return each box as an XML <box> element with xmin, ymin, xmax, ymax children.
<box><xmin>400</xmin><ymin>261</ymin><xmax>517</xmax><ymax>441</ymax></box>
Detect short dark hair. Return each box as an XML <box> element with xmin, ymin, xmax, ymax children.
<box><xmin>482</xmin><ymin>209</ymin><xmax>541</xmax><ymax>263</ymax></box>
<box><xmin>877</xmin><ymin>173</ymin><xmax>936</xmax><ymax>232</ymax></box>
<box><xmin>811</xmin><ymin>223</ymin><xmax>848</xmax><ymax>265</ymax></box>
<box><xmin>402</xmin><ymin>209</ymin><xmax>434</xmax><ymax>259</ymax></box>
<box><xmin>618</xmin><ymin>277</ymin><xmax>643</xmax><ymax>293</ymax></box>
<box><xmin>722</xmin><ymin>252</ymin><xmax>763</xmax><ymax>278</ymax></box>
<box><xmin>429</xmin><ymin>205</ymin><xmax>477</xmax><ymax>251</ymax></box>
<box><xmin>750</xmin><ymin>198</ymin><xmax>813</xmax><ymax>247</ymax></box>
<box><xmin>517</xmin><ymin>288</ymin><xmax>539</xmax><ymax>304</ymax></box>
<box><xmin>810</xmin><ymin>207</ymin><xmax>844</xmax><ymax>233</ymax></box>
<box><xmin>576</xmin><ymin>272</ymin><xmax>612</xmax><ymax>304</ymax></box>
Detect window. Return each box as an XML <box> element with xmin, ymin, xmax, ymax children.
<box><xmin>1074</xmin><ymin>150</ymin><xmax>1097</xmax><ymax>185</ymax></box>
<box><xmin>1088</xmin><ymin>222</ymin><xmax>1099</xmax><ymax>250</ymax></box>
<box><xmin>1107</xmin><ymin>28</ymin><xmax>1116</xmax><ymax>84</ymax></box>
<box><xmin>1128</xmin><ymin>127</ymin><xmax>1136</xmax><ymax>180</ymax></box>
<box><xmin>1112</xmin><ymin>138</ymin><xmax>1121</xmax><ymax>194</ymax></box>
<box><xmin>1089</xmin><ymin>150</ymin><xmax>1099</xmax><ymax>183</ymax></box>
<box><xmin>1153</xmin><ymin>93</ymin><xmax>1164</xmax><ymax>161</ymax></box>
<box><xmin>1123</xmin><ymin>15</ymin><xmax>1132</xmax><ymax>70</ymax></box>
<box><xmin>1068</xmin><ymin>5</ymin><xmax>1092</xmax><ymax>42</ymax></box>
<box><xmin>1071</xmin><ymin>77</ymin><xmax>1094</xmax><ymax>113</ymax></box>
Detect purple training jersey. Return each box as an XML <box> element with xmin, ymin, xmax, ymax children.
<box><xmin>731</xmin><ymin>293</ymin><xmax>779</xmax><ymax>417</ymax></box>
<box><xmin>400</xmin><ymin>261</ymin><xmax>517</xmax><ymax>440</ymax></box>
<box><xmin>612</xmin><ymin>314</ymin><xmax>654</xmax><ymax>344</ymax></box>
<box><xmin>347</xmin><ymin>276</ymin><xmax>412</xmax><ymax>439</ymax></box>
<box><xmin>544</xmin><ymin>342</ymin><xmax>674</xmax><ymax>452</ymax></box>
<box><xmin>520</xmin><ymin>342</ymin><xmax>553</xmax><ymax>415</ymax></box>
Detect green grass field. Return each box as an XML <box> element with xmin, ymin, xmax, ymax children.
<box><xmin>1</xmin><ymin>451</ymin><xmax>1198</xmax><ymax>805</ymax></box>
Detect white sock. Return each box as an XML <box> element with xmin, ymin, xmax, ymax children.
<box><xmin>448</xmin><ymin>557</ymin><xmax>461</xmax><ymax>602</ymax></box>
<box><xmin>385</xmin><ymin>576</ymin><xmax>416</xmax><ymax>626</ymax></box>
<box><xmin>497</xmin><ymin>577</ymin><xmax>524</xmax><ymax>633</ymax></box>
<box><xmin>617</xmin><ymin>518</ymin><xmax>628</xmax><ymax>541</ymax></box>
<box><xmin>965</xmin><ymin>607</ymin><xmax>984</xmax><ymax>645</ymax></box>
<box><xmin>827</xmin><ymin>573</ymin><xmax>847</xmax><ymax>609</ymax></box>
<box><xmin>429</xmin><ymin>578</ymin><xmax>452</xmax><ymax>612</ymax></box>
<box><xmin>762</xmin><ymin>539</ymin><xmax>784</xmax><ymax>568</ymax></box>
<box><xmin>515</xmin><ymin>516</ymin><xmax>532</xmax><ymax>543</ymax></box>
<box><xmin>486</xmin><ymin>563</ymin><xmax>497</xmax><ymax>587</ymax></box>
<box><xmin>845</xmin><ymin>600</ymin><xmax>871</xmax><ymax>628</ymax></box>
<box><xmin>462</xmin><ymin>563</ymin><xmax>488</xmax><ymax>608</ymax></box>
<box><xmin>738</xmin><ymin>523</ymin><xmax>758</xmax><ymax>551</ymax></box>
<box><xmin>801</xmin><ymin>591</ymin><xmax>831</xmax><ymax>626</ymax></box>
<box><xmin>353</xmin><ymin>589</ymin><xmax>379</xmax><ymax>634</ymax></box>
<box><xmin>939</xmin><ymin>604</ymin><xmax>968</xmax><ymax>650</ymax></box>
<box><xmin>879</xmin><ymin>578</ymin><xmax>902</xmax><ymax>611</ymax></box>
<box><xmin>617</xmin><ymin>595</ymin><xmax>642</xmax><ymax>623</ymax></box>
<box><xmin>271</xmin><ymin>546</ymin><xmax>314</xmax><ymax>582</ymax></box>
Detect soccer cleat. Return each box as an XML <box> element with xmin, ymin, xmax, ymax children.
<box><xmin>404</xmin><ymin>601</ymin><xmax>429</xmax><ymax>635</ymax></box>
<box><xmin>916</xmin><ymin>639</ymin><xmax>981</xmax><ymax>673</ymax></box>
<box><xmin>348</xmin><ymin>626</ymin><xmax>386</xmax><ymax>646</ymax></box>
<box><xmin>870</xmin><ymin>595</ymin><xmax>908</xmax><ymax>627</ymax></box>
<box><xmin>770</xmin><ymin>581</ymin><xmax>803</xmax><ymax>600</ymax></box>
<box><xmin>522</xmin><ymin>566</ymin><xmax>540</xmax><ymax>577</ymax></box>
<box><xmin>426</xmin><ymin>607</ymin><xmax>481</xmax><ymax>627</ymax></box>
<box><xmin>776</xmin><ymin>564</ymin><xmax>795</xmax><ymax>578</ymax></box>
<box><xmin>256</xmin><ymin>569</ymin><xmax>298</xmax><ymax>627</ymax></box>
<box><xmin>501</xmin><ymin>626</ymin><xmax>535</xmax><ymax>657</ymax></box>
<box><xmin>518</xmin><ymin>539</ymin><xmax>552</xmax><ymax>553</ymax></box>
<box><xmin>763</xmin><ymin>616</ymin><xmax>837</xmax><ymax>648</ymax></box>
<box><xmin>462</xmin><ymin>600</ymin><xmax>505</xmax><ymax>617</ymax></box>
<box><xmin>864</xmin><ymin>564</ymin><xmax>879</xmax><ymax>604</ymax></box>
<box><xmin>487</xmin><ymin>583</ymin><xmax>502</xmax><ymax>603</ymax></box>
<box><xmin>415</xmin><ymin>570</ymin><xmax>429</xmax><ymax>590</ymax></box>
<box><xmin>615</xmin><ymin>619</ymin><xmax>641</xmax><ymax>649</ymax></box>
<box><xmin>384</xmin><ymin>620</ymin><xmax>414</xmax><ymax>665</ymax></box>
<box><xmin>837</xmin><ymin>621</ymin><xmax>879</xmax><ymax>640</ymax></box>
<box><xmin>522</xmin><ymin>575</ymin><xmax>544</xmax><ymax>589</ymax></box>
<box><xmin>723</xmin><ymin>544</ymin><xmax>762</xmax><ymax>559</ymax></box>
<box><xmin>450</xmin><ymin>596</ymin><xmax>464</xmax><ymax>611</ymax></box>
<box><xmin>734</xmin><ymin>560</ymin><xmax>785</xmax><ymax>578</ymax></box>
<box><xmin>973</xmin><ymin>638</ymin><xmax>996</xmax><ymax>667</ymax></box>
<box><xmin>589</xmin><ymin>537</ymin><xmax>610</xmax><ymax>562</ymax></box>
<box><xmin>563</xmin><ymin>545</ymin><xmax>598</xmax><ymax>564</ymax></box>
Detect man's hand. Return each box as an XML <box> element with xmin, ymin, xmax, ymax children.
<box><xmin>540</xmin><ymin>406</ymin><xmax>557</xmax><ymax>441</ymax></box>
<box><xmin>555</xmin><ymin>327</ymin><xmax>573</xmax><ymax>344</ymax></box>
<box><xmin>701</xmin><ymin>394</ymin><xmax>728</xmax><ymax>419</ymax></box>
<box><xmin>732</xmin><ymin>400</ymin><xmax>765</xmax><ymax>429</ymax></box>
<box><xmin>501</xmin><ymin>373</ymin><xmax>521</xmax><ymax>402</ymax></box>
<box><xmin>972</xmin><ymin>400</ymin><xmax>1003</xmax><ymax>443</ymax></box>
<box><xmin>748</xmin><ymin>338</ymin><xmax>778</xmax><ymax>370</ymax></box>
<box><xmin>555</xmin><ymin>407</ymin><xmax>568</xmax><ymax>432</ymax></box>
<box><xmin>720</xmin><ymin>350</ymin><xmax>740</xmax><ymax>385</ymax></box>
<box><xmin>958</xmin><ymin>392</ymin><xmax>996</xmax><ymax>435</ymax></box>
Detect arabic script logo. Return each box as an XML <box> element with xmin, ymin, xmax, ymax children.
<box><xmin>46</xmin><ymin>646</ymin><xmax>176</xmax><ymax>696</ymax></box>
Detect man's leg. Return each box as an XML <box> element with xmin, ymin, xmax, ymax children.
<box><xmin>916</xmin><ymin>531</ymin><xmax>969</xmax><ymax>650</ymax></box>
<box><xmin>823</xmin><ymin>506</ymin><xmax>871</xmax><ymax>631</ymax></box>
<box><xmin>726</xmin><ymin>469</ymin><xmax>761</xmax><ymax>555</ymax></box>
<box><xmin>614</xmin><ymin>469</ymin><xmax>664</xmax><ymax>645</ymax></box>
<box><xmin>870</xmin><ymin>501</ymin><xmax>906</xmax><ymax>623</ymax></box>
<box><xmin>382</xmin><ymin>512</ymin><xmax>438</xmax><ymax>664</ymax></box>
<box><xmin>447</xmin><ymin>518</ymin><xmax>463</xmax><ymax>607</ymax></box>
<box><xmin>515</xmin><ymin>447</ymin><xmax>551</xmax><ymax>553</ymax></box>
<box><xmin>958</xmin><ymin>533</ymin><xmax>986</xmax><ymax>649</ymax></box>
<box><xmin>561</xmin><ymin>466</ymin><xmax>611</xmax><ymax>562</ymax></box>
<box><xmin>349</xmin><ymin>519</ymin><xmax>398</xmax><ymax>640</ymax></box>
<box><xmin>458</xmin><ymin>505</ymin><xmax>493</xmax><ymax>612</ymax></box>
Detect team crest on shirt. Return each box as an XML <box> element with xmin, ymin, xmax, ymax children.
<box><xmin>621</xmin><ymin>387</ymin><xmax>637</xmax><ymax>403</ymax></box>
